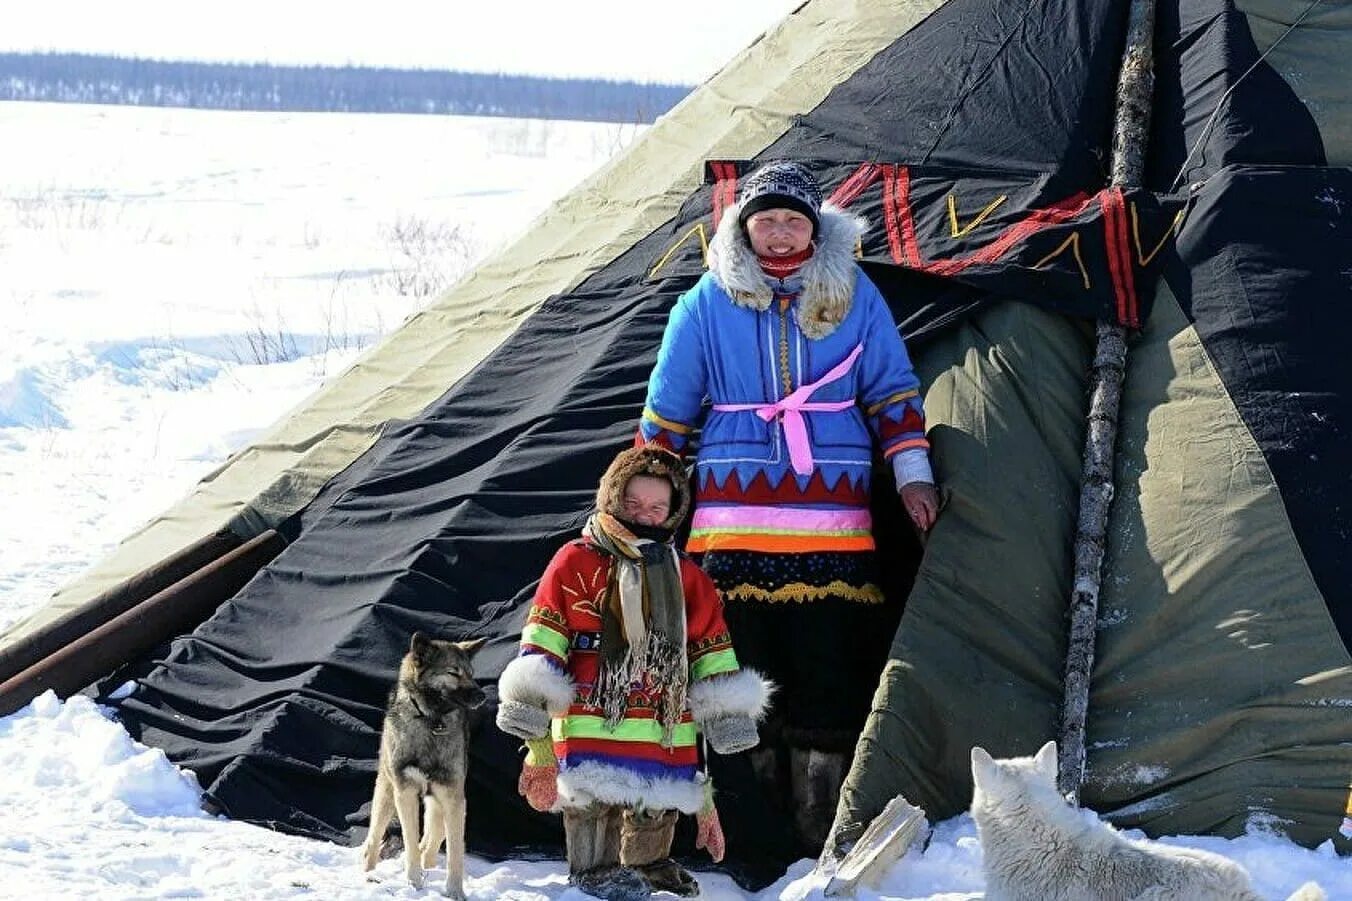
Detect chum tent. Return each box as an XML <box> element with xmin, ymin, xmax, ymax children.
<box><xmin>1</xmin><ymin>0</ymin><xmax>1350</xmax><ymax>888</ymax></box>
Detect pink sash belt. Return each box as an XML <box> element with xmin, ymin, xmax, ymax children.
<box><xmin>712</xmin><ymin>343</ymin><xmax>863</xmax><ymax>476</ymax></box>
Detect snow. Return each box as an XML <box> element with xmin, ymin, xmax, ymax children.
<box><xmin>0</xmin><ymin>101</ymin><xmax>1349</xmax><ymax>899</ymax></box>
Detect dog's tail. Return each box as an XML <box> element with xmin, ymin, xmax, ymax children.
<box><xmin>1283</xmin><ymin>881</ymin><xmax>1326</xmax><ymax>901</ymax></box>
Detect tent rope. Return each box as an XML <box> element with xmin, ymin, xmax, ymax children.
<box><xmin>1169</xmin><ymin>0</ymin><xmax>1327</xmax><ymax>193</ymax></box>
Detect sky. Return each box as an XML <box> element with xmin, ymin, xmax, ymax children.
<box><xmin>0</xmin><ymin>0</ymin><xmax>805</xmax><ymax>84</ymax></box>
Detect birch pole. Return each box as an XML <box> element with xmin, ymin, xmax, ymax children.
<box><xmin>1057</xmin><ymin>0</ymin><xmax>1157</xmax><ymax>803</ymax></box>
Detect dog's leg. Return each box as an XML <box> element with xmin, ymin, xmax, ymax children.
<box><xmin>430</xmin><ymin>783</ymin><xmax>468</xmax><ymax>900</ymax></box>
<box><xmin>420</xmin><ymin>795</ymin><xmax>445</xmax><ymax>869</ymax></box>
<box><xmin>392</xmin><ymin>782</ymin><xmax>425</xmax><ymax>888</ymax></box>
<box><xmin>361</xmin><ymin>772</ymin><xmax>395</xmax><ymax>873</ymax></box>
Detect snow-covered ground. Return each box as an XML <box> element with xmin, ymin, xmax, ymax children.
<box><xmin>0</xmin><ymin>100</ymin><xmax>633</xmax><ymax>633</ymax></box>
<box><xmin>0</xmin><ymin>101</ymin><xmax>1348</xmax><ymax>899</ymax></box>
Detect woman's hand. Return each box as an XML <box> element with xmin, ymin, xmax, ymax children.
<box><xmin>900</xmin><ymin>481</ymin><xmax>940</xmax><ymax>532</ymax></box>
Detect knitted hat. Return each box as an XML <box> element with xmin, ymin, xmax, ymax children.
<box><xmin>737</xmin><ymin>161</ymin><xmax>823</xmax><ymax>236</ymax></box>
<box><xmin>596</xmin><ymin>445</ymin><xmax>691</xmax><ymax>532</ymax></box>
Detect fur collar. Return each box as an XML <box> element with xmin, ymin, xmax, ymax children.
<box><xmin>709</xmin><ymin>203</ymin><xmax>866</xmax><ymax>339</ymax></box>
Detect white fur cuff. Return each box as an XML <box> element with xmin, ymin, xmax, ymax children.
<box><xmin>557</xmin><ymin>760</ymin><xmax>705</xmax><ymax>814</ymax></box>
<box><xmin>498</xmin><ymin>653</ymin><xmax>574</xmax><ymax>715</ymax></box>
<box><xmin>687</xmin><ymin>668</ymin><xmax>773</xmax><ymax>723</ymax></box>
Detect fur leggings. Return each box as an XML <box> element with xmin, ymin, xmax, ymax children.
<box><xmin>562</xmin><ymin>804</ymin><xmax>677</xmax><ymax>874</ymax></box>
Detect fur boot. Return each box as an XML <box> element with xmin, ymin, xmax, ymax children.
<box><xmin>789</xmin><ymin>748</ymin><xmax>848</xmax><ymax>855</ymax></box>
<box><xmin>622</xmin><ymin>809</ymin><xmax>699</xmax><ymax>897</ymax></box>
<box><xmin>565</xmin><ymin>804</ymin><xmax>651</xmax><ymax>900</ymax></box>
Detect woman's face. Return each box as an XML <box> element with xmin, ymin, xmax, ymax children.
<box><xmin>745</xmin><ymin>208</ymin><xmax>813</xmax><ymax>257</ymax></box>
<box><xmin>622</xmin><ymin>474</ymin><xmax>673</xmax><ymax>526</ymax></box>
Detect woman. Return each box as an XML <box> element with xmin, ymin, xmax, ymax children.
<box><xmin>636</xmin><ymin>160</ymin><xmax>938</xmax><ymax>851</ymax></box>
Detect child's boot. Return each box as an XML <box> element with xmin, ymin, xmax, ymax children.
<box><xmin>623</xmin><ymin>808</ymin><xmax>699</xmax><ymax>897</ymax></box>
<box><xmin>565</xmin><ymin>803</ymin><xmax>651</xmax><ymax>901</ymax></box>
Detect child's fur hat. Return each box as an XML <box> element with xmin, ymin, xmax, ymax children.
<box><xmin>596</xmin><ymin>445</ymin><xmax>691</xmax><ymax>531</ymax></box>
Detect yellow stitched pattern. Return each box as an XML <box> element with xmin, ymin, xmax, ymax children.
<box><xmin>1033</xmin><ymin>231</ymin><xmax>1091</xmax><ymax>290</ymax></box>
<box><xmin>1132</xmin><ymin>203</ymin><xmax>1186</xmax><ymax>266</ymax></box>
<box><xmin>642</xmin><ymin>407</ymin><xmax>693</xmax><ymax>435</ymax></box>
<box><xmin>722</xmin><ymin>581</ymin><xmax>886</xmax><ymax>605</ymax></box>
<box><xmin>947</xmin><ymin>193</ymin><xmax>1007</xmax><ymax>238</ymax></box>
<box><xmin>865</xmin><ymin>389</ymin><xmax>920</xmax><ymax>417</ymax></box>
<box><xmin>778</xmin><ymin>296</ymin><xmax>793</xmax><ymax>396</ymax></box>
<box><xmin>647</xmin><ymin>221</ymin><xmax>711</xmax><ymax>279</ymax></box>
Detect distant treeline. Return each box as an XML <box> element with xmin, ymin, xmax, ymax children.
<box><xmin>0</xmin><ymin>52</ymin><xmax>692</xmax><ymax>123</ymax></box>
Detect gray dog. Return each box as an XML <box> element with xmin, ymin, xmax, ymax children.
<box><xmin>360</xmin><ymin>631</ymin><xmax>487</xmax><ymax>898</ymax></box>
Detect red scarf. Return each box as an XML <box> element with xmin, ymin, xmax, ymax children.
<box><xmin>757</xmin><ymin>246</ymin><xmax>813</xmax><ymax>279</ymax></box>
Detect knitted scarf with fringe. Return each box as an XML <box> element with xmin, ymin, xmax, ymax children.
<box><xmin>583</xmin><ymin>512</ymin><xmax>688</xmax><ymax>747</ymax></box>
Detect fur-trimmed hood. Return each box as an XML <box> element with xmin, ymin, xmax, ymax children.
<box><xmin>708</xmin><ymin>203</ymin><xmax>867</xmax><ymax>339</ymax></box>
<box><xmin>594</xmin><ymin>445</ymin><xmax>691</xmax><ymax>532</ymax></box>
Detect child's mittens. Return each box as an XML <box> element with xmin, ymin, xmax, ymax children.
<box><xmin>703</xmin><ymin>713</ymin><xmax>759</xmax><ymax>754</ymax></box>
<box><xmin>518</xmin><ymin>736</ymin><xmax>558</xmax><ymax>812</ymax></box>
<box><xmin>695</xmin><ymin>784</ymin><xmax>726</xmax><ymax>862</ymax></box>
<box><xmin>496</xmin><ymin>699</ymin><xmax>552</xmax><ymax>740</ymax></box>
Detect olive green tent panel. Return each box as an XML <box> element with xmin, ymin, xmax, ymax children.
<box><xmin>1237</xmin><ymin>0</ymin><xmax>1352</xmax><ymax>164</ymax></box>
<box><xmin>837</xmin><ymin>300</ymin><xmax>1093</xmax><ymax>831</ymax></box>
<box><xmin>0</xmin><ymin>0</ymin><xmax>949</xmax><ymax>651</ymax></box>
<box><xmin>1084</xmin><ymin>284</ymin><xmax>1352</xmax><ymax>844</ymax></box>
<box><xmin>836</xmin><ymin>286</ymin><xmax>1352</xmax><ymax>848</ymax></box>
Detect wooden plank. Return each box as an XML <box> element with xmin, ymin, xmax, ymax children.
<box><xmin>821</xmin><ymin>795</ymin><xmax>928</xmax><ymax>897</ymax></box>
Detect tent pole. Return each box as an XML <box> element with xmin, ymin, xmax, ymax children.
<box><xmin>0</xmin><ymin>530</ymin><xmax>285</xmax><ymax>717</ymax></box>
<box><xmin>1057</xmin><ymin>0</ymin><xmax>1157</xmax><ymax>803</ymax></box>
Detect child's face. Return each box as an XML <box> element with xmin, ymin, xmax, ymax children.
<box><xmin>745</xmin><ymin>208</ymin><xmax>813</xmax><ymax>257</ymax></box>
<box><xmin>622</xmin><ymin>474</ymin><xmax>673</xmax><ymax>526</ymax></box>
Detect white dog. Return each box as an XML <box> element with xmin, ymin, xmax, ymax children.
<box><xmin>969</xmin><ymin>740</ymin><xmax>1324</xmax><ymax>901</ymax></box>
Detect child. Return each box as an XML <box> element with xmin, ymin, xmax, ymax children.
<box><xmin>496</xmin><ymin>445</ymin><xmax>771</xmax><ymax>900</ymax></box>
<box><xmin>635</xmin><ymin>160</ymin><xmax>939</xmax><ymax>852</ymax></box>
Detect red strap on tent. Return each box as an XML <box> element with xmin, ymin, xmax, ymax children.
<box><xmin>881</xmin><ymin>164</ymin><xmax>920</xmax><ymax>267</ymax></box>
<box><xmin>828</xmin><ymin>162</ymin><xmax>882</xmax><ymax>208</ymax></box>
<box><xmin>710</xmin><ymin>161</ymin><xmax>738</xmax><ymax>229</ymax></box>
<box><xmin>1099</xmin><ymin>186</ymin><xmax>1140</xmax><ymax>328</ymax></box>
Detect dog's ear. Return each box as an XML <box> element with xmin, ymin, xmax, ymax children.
<box><xmin>410</xmin><ymin>631</ymin><xmax>430</xmax><ymax>656</ymax></box>
<box><xmin>971</xmin><ymin>746</ymin><xmax>995</xmax><ymax>782</ymax></box>
<box><xmin>1033</xmin><ymin>740</ymin><xmax>1058</xmax><ymax>779</ymax></box>
<box><xmin>457</xmin><ymin>636</ymin><xmax>489</xmax><ymax>656</ymax></box>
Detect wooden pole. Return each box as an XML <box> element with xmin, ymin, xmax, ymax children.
<box><xmin>0</xmin><ymin>530</ymin><xmax>284</xmax><ymax>716</ymax></box>
<box><xmin>0</xmin><ymin>529</ymin><xmax>244</xmax><ymax>685</ymax></box>
<box><xmin>1057</xmin><ymin>0</ymin><xmax>1156</xmax><ymax>803</ymax></box>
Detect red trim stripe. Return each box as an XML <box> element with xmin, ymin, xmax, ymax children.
<box><xmin>884</xmin><ymin>163</ymin><xmax>1092</xmax><ymax>278</ymax></box>
<box><xmin>1100</xmin><ymin>188</ymin><xmax>1135</xmax><ymax>326</ymax></box>
<box><xmin>926</xmin><ymin>192</ymin><xmax>1092</xmax><ymax>277</ymax></box>
<box><xmin>894</xmin><ymin>165</ymin><xmax>923</xmax><ymax>266</ymax></box>
<box><xmin>880</xmin><ymin>164</ymin><xmax>904</xmax><ymax>264</ymax></box>
<box><xmin>828</xmin><ymin>162</ymin><xmax>882</xmax><ymax>208</ymax></box>
<box><xmin>711</xmin><ymin>161</ymin><xmax>737</xmax><ymax>229</ymax></box>
<box><xmin>1099</xmin><ymin>190</ymin><xmax>1126</xmax><ymax>323</ymax></box>
<box><xmin>881</xmin><ymin>164</ymin><xmax>921</xmax><ymax>265</ymax></box>
<box><xmin>566</xmin><ymin>704</ymin><xmax>695</xmax><ymax>723</ymax></box>
<box><xmin>560</xmin><ymin>736</ymin><xmax>700</xmax><ymax>765</ymax></box>
<box><xmin>1109</xmin><ymin>188</ymin><xmax>1140</xmax><ymax>327</ymax></box>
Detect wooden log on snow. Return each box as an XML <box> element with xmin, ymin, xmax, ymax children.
<box><xmin>0</xmin><ymin>529</ymin><xmax>284</xmax><ymax>716</ymax></box>
<box><xmin>0</xmin><ymin>528</ymin><xmax>244</xmax><ymax>686</ymax></box>
<box><xmin>821</xmin><ymin>795</ymin><xmax>928</xmax><ymax>897</ymax></box>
